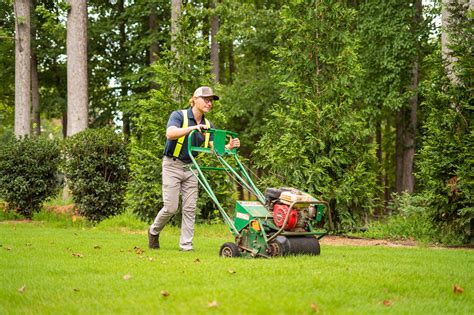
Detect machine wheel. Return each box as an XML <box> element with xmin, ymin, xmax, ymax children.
<box><xmin>268</xmin><ymin>236</ymin><xmax>290</xmax><ymax>257</ymax></box>
<box><xmin>219</xmin><ymin>242</ymin><xmax>241</xmax><ymax>258</ymax></box>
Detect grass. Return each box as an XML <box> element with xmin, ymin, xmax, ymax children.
<box><xmin>1</xmin><ymin>220</ymin><xmax>473</xmax><ymax>314</ymax></box>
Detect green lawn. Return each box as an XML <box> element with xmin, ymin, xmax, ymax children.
<box><xmin>1</xmin><ymin>222</ymin><xmax>472</xmax><ymax>314</ymax></box>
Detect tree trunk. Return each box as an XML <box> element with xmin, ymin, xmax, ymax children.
<box><xmin>171</xmin><ymin>0</ymin><xmax>181</xmax><ymax>56</ymax></box>
<box><xmin>395</xmin><ymin>110</ymin><xmax>404</xmax><ymax>193</ymax></box>
<box><xmin>149</xmin><ymin>2</ymin><xmax>160</xmax><ymax>92</ymax></box>
<box><xmin>210</xmin><ymin>0</ymin><xmax>220</xmax><ymax>83</ymax></box>
<box><xmin>118</xmin><ymin>0</ymin><xmax>130</xmax><ymax>138</ymax></box>
<box><xmin>441</xmin><ymin>0</ymin><xmax>457</xmax><ymax>83</ymax></box>
<box><xmin>31</xmin><ymin>0</ymin><xmax>40</xmax><ymax>136</ymax></box>
<box><xmin>149</xmin><ymin>4</ymin><xmax>159</xmax><ymax>65</ymax></box>
<box><xmin>376</xmin><ymin>122</ymin><xmax>385</xmax><ymax>213</ymax></box>
<box><xmin>402</xmin><ymin>62</ymin><xmax>418</xmax><ymax>194</ymax></box>
<box><xmin>62</xmin><ymin>111</ymin><xmax>67</xmax><ymax>138</ymax></box>
<box><xmin>396</xmin><ymin>0</ymin><xmax>422</xmax><ymax>194</ymax></box>
<box><xmin>442</xmin><ymin>0</ymin><xmax>472</xmax><ymax>84</ymax></box>
<box><xmin>66</xmin><ymin>0</ymin><xmax>88</xmax><ymax>137</ymax></box>
<box><xmin>171</xmin><ymin>0</ymin><xmax>181</xmax><ymax>101</ymax></box>
<box><xmin>401</xmin><ymin>0</ymin><xmax>422</xmax><ymax>194</ymax></box>
<box><xmin>31</xmin><ymin>53</ymin><xmax>40</xmax><ymax>136</ymax></box>
<box><xmin>14</xmin><ymin>0</ymin><xmax>31</xmax><ymax>137</ymax></box>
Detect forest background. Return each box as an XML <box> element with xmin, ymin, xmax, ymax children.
<box><xmin>0</xmin><ymin>0</ymin><xmax>472</xmax><ymax>244</ymax></box>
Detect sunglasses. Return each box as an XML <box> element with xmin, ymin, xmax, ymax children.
<box><xmin>201</xmin><ymin>97</ymin><xmax>214</xmax><ymax>103</ymax></box>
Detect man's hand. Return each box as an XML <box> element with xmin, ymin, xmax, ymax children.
<box><xmin>191</xmin><ymin>124</ymin><xmax>209</xmax><ymax>133</ymax></box>
<box><xmin>226</xmin><ymin>137</ymin><xmax>240</xmax><ymax>150</ymax></box>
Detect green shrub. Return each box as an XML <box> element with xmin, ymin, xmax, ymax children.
<box><xmin>416</xmin><ymin>2</ymin><xmax>473</xmax><ymax>244</ymax></box>
<box><xmin>361</xmin><ymin>193</ymin><xmax>437</xmax><ymax>243</ymax></box>
<box><xmin>62</xmin><ymin>128</ymin><xmax>129</xmax><ymax>222</ymax></box>
<box><xmin>0</xmin><ymin>136</ymin><xmax>61</xmax><ymax>218</ymax></box>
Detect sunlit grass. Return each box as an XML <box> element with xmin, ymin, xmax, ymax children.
<box><xmin>1</xmin><ymin>222</ymin><xmax>472</xmax><ymax>314</ymax></box>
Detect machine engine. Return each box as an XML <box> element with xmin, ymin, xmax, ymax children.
<box><xmin>265</xmin><ymin>187</ymin><xmax>317</xmax><ymax>231</ymax></box>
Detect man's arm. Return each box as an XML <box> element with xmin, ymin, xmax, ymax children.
<box><xmin>166</xmin><ymin>125</ymin><xmax>209</xmax><ymax>140</ymax></box>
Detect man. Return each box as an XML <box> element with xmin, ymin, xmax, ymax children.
<box><xmin>148</xmin><ymin>86</ymin><xmax>240</xmax><ymax>251</ymax></box>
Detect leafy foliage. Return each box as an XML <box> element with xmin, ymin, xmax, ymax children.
<box><xmin>255</xmin><ymin>1</ymin><xmax>380</xmax><ymax>229</ymax></box>
<box><xmin>0</xmin><ymin>2</ymin><xmax>15</xmax><ymax>135</ymax></box>
<box><xmin>0</xmin><ymin>136</ymin><xmax>61</xmax><ymax>218</ymax></box>
<box><xmin>62</xmin><ymin>128</ymin><xmax>129</xmax><ymax>222</ymax></box>
<box><xmin>416</xmin><ymin>2</ymin><xmax>473</xmax><ymax>244</ymax></box>
<box><xmin>217</xmin><ymin>1</ymin><xmax>282</xmax><ymax>156</ymax></box>
<box><xmin>1</xmin><ymin>0</ymin><xmax>472</xmax><ymax>244</ymax></box>
<box><xmin>126</xmin><ymin>3</ymin><xmax>234</xmax><ymax>223</ymax></box>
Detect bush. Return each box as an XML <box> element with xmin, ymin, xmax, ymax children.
<box><xmin>62</xmin><ymin>128</ymin><xmax>129</xmax><ymax>222</ymax></box>
<box><xmin>0</xmin><ymin>135</ymin><xmax>61</xmax><ymax>218</ymax></box>
<box><xmin>416</xmin><ymin>2</ymin><xmax>474</xmax><ymax>244</ymax></box>
<box><xmin>366</xmin><ymin>193</ymin><xmax>437</xmax><ymax>243</ymax></box>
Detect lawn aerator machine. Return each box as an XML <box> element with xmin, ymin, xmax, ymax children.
<box><xmin>188</xmin><ymin>128</ymin><xmax>329</xmax><ymax>258</ymax></box>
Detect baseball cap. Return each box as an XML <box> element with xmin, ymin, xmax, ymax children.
<box><xmin>193</xmin><ymin>86</ymin><xmax>219</xmax><ymax>100</ymax></box>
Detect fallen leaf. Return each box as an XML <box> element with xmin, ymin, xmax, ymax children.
<box><xmin>453</xmin><ymin>284</ymin><xmax>464</xmax><ymax>294</ymax></box>
<box><xmin>18</xmin><ymin>285</ymin><xmax>26</xmax><ymax>293</ymax></box>
<box><xmin>148</xmin><ymin>257</ymin><xmax>154</xmax><ymax>262</ymax></box>
<box><xmin>94</xmin><ymin>245</ymin><xmax>101</xmax><ymax>249</ymax></box>
<box><xmin>208</xmin><ymin>300</ymin><xmax>218</xmax><ymax>308</ymax></box>
<box><xmin>310</xmin><ymin>303</ymin><xmax>318</xmax><ymax>312</ymax></box>
<box><xmin>123</xmin><ymin>274</ymin><xmax>132</xmax><ymax>280</ymax></box>
<box><xmin>228</xmin><ymin>269</ymin><xmax>236</xmax><ymax>274</ymax></box>
<box><xmin>5</xmin><ymin>246</ymin><xmax>12</xmax><ymax>251</ymax></box>
<box><xmin>383</xmin><ymin>300</ymin><xmax>391</xmax><ymax>307</ymax></box>
<box><xmin>134</xmin><ymin>246</ymin><xmax>144</xmax><ymax>255</ymax></box>
<box><xmin>160</xmin><ymin>290</ymin><xmax>170</xmax><ymax>297</ymax></box>
<box><xmin>72</xmin><ymin>253</ymin><xmax>83</xmax><ymax>258</ymax></box>
<box><xmin>194</xmin><ymin>258</ymin><xmax>200</xmax><ymax>263</ymax></box>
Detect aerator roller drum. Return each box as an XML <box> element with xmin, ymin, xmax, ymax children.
<box><xmin>187</xmin><ymin>128</ymin><xmax>328</xmax><ymax>258</ymax></box>
<box><xmin>268</xmin><ymin>236</ymin><xmax>321</xmax><ymax>256</ymax></box>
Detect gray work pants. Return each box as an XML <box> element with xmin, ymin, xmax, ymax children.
<box><xmin>149</xmin><ymin>156</ymin><xmax>199</xmax><ymax>250</ymax></box>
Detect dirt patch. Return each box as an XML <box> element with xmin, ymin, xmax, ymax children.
<box><xmin>45</xmin><ymin>204</ymin><xmax>76</xmax><ymax>214</ymax></box>
<box><xmin>320</xmin><ymin>235</ymin><xmax>417</xmax><ymax>247</ymax></box>
<box><xmin>0</xmin><ymin>219</ymin><xmax>35</xmax><ymax>224</ymax></box>
<box><xmin>320</xmin><ymin>235</ymin><xmax>474</xmax><ymax>250</ymax></box>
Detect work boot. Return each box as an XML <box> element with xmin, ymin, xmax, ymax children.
<box><xmin>148</xmin><ymin>230</ymin><xmax>160</xmax><ymax>249</ymax></box>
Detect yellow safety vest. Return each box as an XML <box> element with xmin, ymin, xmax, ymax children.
<box><xmin>173</xmin><ymin>109</ymin><xmax>211</xmax><ymax>158</ymax></box>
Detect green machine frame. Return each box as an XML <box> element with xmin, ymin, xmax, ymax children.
<box><xmin>187</xmin><ymin>128</ymin><xmax>328</xmax><ymax>257</ymax></box>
